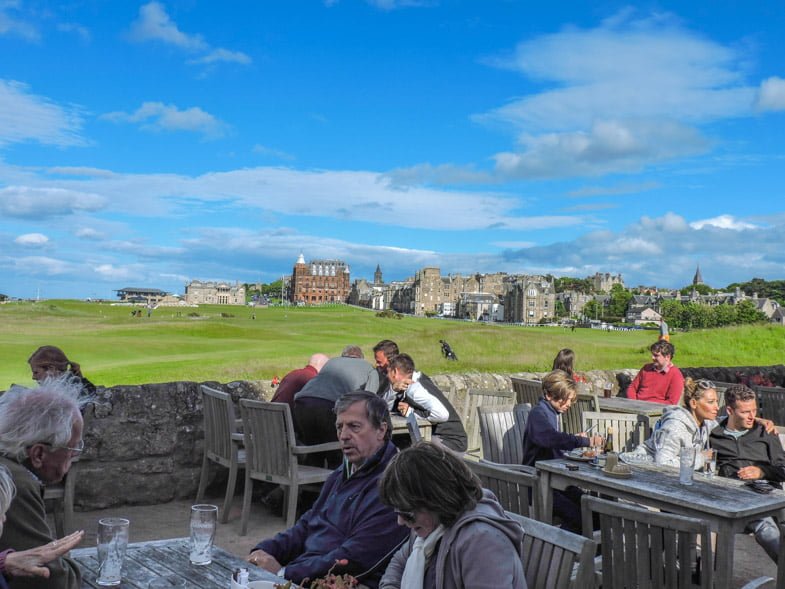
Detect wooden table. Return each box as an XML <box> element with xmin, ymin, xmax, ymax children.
<box><xmin>597</xmin><ymin>396</ymin><xmax>664</xmax><ymax>430</ymax></box>
<box><xmin>73</xmin><ymin>537</ymin><xmax>280</xmax><ymax>588</ymax></box>
<box><xmin>536</xmin><ymin>458</ymin><xmax>785</xmax><ymax>589</ymax></box>
<box><xmin>391</xmin><ymin>414</ymin><xmax>432</xmax><ymax>441</ymax></box>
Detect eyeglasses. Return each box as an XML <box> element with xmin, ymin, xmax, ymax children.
<box><xmin>394</xmin><ymin>509</ymin><xmax>416</xmax><ymax>523</ymax></box>
<box><xmin>697</xmin><ymin>380</ymin><xmax>716</xmax><ymax>390</ymax></box>
<box><xmin>42</xmin><ymin>439</ymin><xmax>85</xmax><ymax>456</ymax></box>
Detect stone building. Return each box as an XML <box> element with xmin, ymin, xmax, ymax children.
<box><xmin>115</xmin><ymin>287</ymin><xmax>169</xmax><ymax>304</ymax></box>
<box><xmin>184</xmin><ymin>280</ymin><xmax>246</xmax><ymax>305</ymax></box>
<box><xmin>591</xmin><ymin>272</ymin><xmax>624</xmax><ymax>293</ymax></box>
<box><xmin>290</xmin><ymin>254</ymin><xmax>351</xmax><ymax>305</ymax></box>
<box><xmin>504</xmin><ymin>275</ymin><xmax>556</xmax><ymax>324</ymax></box>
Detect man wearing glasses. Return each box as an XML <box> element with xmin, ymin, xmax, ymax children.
<box><xmin>0</xmin><ymin>381</ymin><xmax>84</xmax><ymax>589</ymax></box>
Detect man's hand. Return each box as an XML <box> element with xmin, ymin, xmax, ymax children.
<box><xmin>4</xmin><ymin>530</ymin><xmax>84</xmax><ymax>578</ymax></box>
<box><xmin>247</xmin><ymin>549</ymin><xmax>282</xmax><ymax>573</ymax></box>
<box><xmin>397</xmin><ymin>401</ymin><xmax>411</xmax><ymax>416</ymax></box>
<box><xmin>737</xmin><ymin>465</ymin><xmax>765</xmax><ymax>480</ymax></box>
<box><xmin>756</xmin><ymin>417</ymin><xmax>777</xmax><ymax>434</ymax></box>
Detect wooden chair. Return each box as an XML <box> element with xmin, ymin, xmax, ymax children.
<box><xmin>581</xmin><ymin>495</ymin><xmax>712</xmax><ymax>589</ymax></box>
<box><xmin>511</xmin><ymin>377</ymin><xmax>542</xmax><ymax>406</ymax></box>
<box><xmin>196</xmin><ymin>385</ymin><xmax>246</xmax><ymax>523</ymax></box>
<box><xmin>238</xmin><ymin>399</ymin><xmax>338</xmax><ymax>533</ymax></box>
<box><xmin>477</xmin><ymin>403</ymin><xmax>530</xmax><ymax>464</ymax></box>
<box><xmin>562</xmin><ymin>393</ymin><xmax>599</xmax><ymax>435</ymax></box>
<box><xmin>581</xmin><ymin>411</ymin><xmax>651</xmax><ymax>452</ymax></box>
<box><xmin>43</xmin><ymin>458</ymin><xmax>79</xmax><ymax>537</ymax></box>
<box><xmin>464</xmin><ymin>458</ymin><xmax>540</xmax><ymax>519</ymax></box>
<box><xmin>755</xmin><ymin>386</ymin><xmax>785</xmax><ymax>425</ymax></box>
<box><xmin>506</xmin><ymin>510</ymin><xmax>597</xmax><ymax>589</ymax></box>
<box><xmin>462</xmin><ymin>388</ymin><xmax>515</xmax><ymax>455</ymax></box>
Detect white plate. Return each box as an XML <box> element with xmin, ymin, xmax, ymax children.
<box><xmin>564</xmin><ymin>449</ymin><xmax>596</xmax><ymax>462</ymax></box>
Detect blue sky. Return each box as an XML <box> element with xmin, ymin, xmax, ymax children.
<box><xmin>1</xmin><ymin>1</ymin><xmax>784</xmax><ymax>299</ymax></box>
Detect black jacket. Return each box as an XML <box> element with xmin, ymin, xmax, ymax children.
<box><xmin>417</xmin><ymin>373</ymin><xmax>468</xmax><ymax>452</ymax></box>
<box><xmin>710</xmin><ymin>421</ymin><xmax>785</xmax><ymax>486</ymax></box>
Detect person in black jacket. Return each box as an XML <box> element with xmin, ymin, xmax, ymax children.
<box><xmin>386</xmin><ymin>354</ymin><xmax>467</xmax><ymax>453</ymax></box>
<box><xmin>710</xmin><ymin>384</ymin><xmax>785</xmax><ymax>562</ymax></box>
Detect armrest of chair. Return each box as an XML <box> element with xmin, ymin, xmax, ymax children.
<box><xmin>293</xmin><ymin>441</ymin><xmax>342</xmax><ymax>455</ymax></box>
<box><xmin>479</xmin><ymin>459</ymin><xmax>537</xmax><ymax>475</ymax></box>
<box><xmin>231</xmin><ymin>433</ymin><xmax>245</xmax><ymax>443</ymax></box>
<box><xmin>739</xmin><ymin>578</ymin><xmax>774</xmax><ymax>589</ymax></box>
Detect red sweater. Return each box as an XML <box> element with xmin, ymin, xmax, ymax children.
<box><xmin>271</xmin><ymin>365</ymin><xmax>318</xmax><ymax>409</ymax></box>
<box><xmin>626</xmin><ymin>363</ymin><xmax>684</xmax><ymax>405</ymax></box>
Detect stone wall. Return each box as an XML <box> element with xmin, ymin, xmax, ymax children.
<box><xmin>74</xmin><ymin>365</ymin><xmax>784</xmax><ymax>509</ymax></box>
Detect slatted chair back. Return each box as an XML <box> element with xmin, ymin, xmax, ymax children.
<box><xmin>755</xmin><ymin>386</ymin><xmax>785</xmax><ymax>425</ymax></box>
<box><xmin>562</xmin><ymin>393</ymin><xmax>599</xmax><ymax>435</ymax></box>
<box><xmin>463</xmin><ymin>388</ymin><xmax>516</xmax><ymax>455</ymax></box>
<box><xmin>464</xmin><ymin>458</ymin><xmax>540</xmax><ymax>519</ymax></box>
<box><xmin>581</xmin><ymin>411</ymin><xmax>651</xmax><ymax>452</ymax></box>
<box><xmin>511</xmin><ymin>377</ymin><xmax>542</xmax><ymax>406</ymax></box>
<box><xmin>506</xmin><ymin>511</ymin><xmax>597</xmax><ymax>589</ymax></box>
<box><xmin>197</xmin><ymin>385</ymin><xmax>245</xmax><ymax>523</ymax></box>
<box><xmin>239</xmin><ymin>399</ymin><xmax>335</xmax><ymax>532</ymax></box>
<box><xmin>581</xmin><ymin>495</ymin><xmax>712</xmax><ymax>589</ymax></box>
<box><xmin>477</xmin><ymin>403</ymin><xmax>530</xmax><ymax>464</ymax></box>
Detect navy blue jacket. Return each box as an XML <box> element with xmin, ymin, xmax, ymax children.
<box><xmin>521</xmin><ymin>398</ymin><xmax>590</xmax><ymax>466</ymax></box>
<box><xmin>255</xmin><ymin>440</ymin><xmax>407</xmax><ymax>588</ymax></box>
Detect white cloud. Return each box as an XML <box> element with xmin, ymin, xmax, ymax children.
<box><xmin>494</xmin><ymin>120</ymin><xmax>710</xmax><ymax>179</ymax></box>
<box><xmin>755</xmin><ymin>77</ymin><xmax>785</xmax><ymax>112</ymax></box>
<box><xmin>75</xmin><ymin>227</ymin><xmax>104</xmax><ymax>240</ymax></box>
<box><xmin>94</xmin><ymin>263</ymin><xmax>135</xmax><ymax>280</ymax></box>
<box><xmin>188</xmin><ymin>48</ymin><xmax>251</xmax><ymax>65</ymax></box>
<box><xmin>690</xmin><ymin>214</ymin><xmax>758</xmax><ymax>230</ymax></box>
<box><xmin>0</xmin><ymin>80</ymin><xmax>84</xmax><ymax>147</ymax></box>
<box><xmin>568</xmin><ymin>181</ymin><xmax>661</xmax><ymax>198</ymax></box>
<box><xmin>102</xmin><ymin>101</ymin><xmax>227</xmax><ymax>139</ymax></box>
<box><xmin>0</xmin><ymin>2</ymin><xmax>39</xmax><ymax>41</ymax></box>
<box><xmin>252</xmin><ymin>144</ymin><xmax>295</xmax><ymax>161</ymax></box>
<box><xmin>10</xmin><ymin>256</ymin><xmax>76</xmax><ymax>276</ymax></box>
<box><xmin>0</xmin><ymin>186</ymin><xmax>106</xmax><ymax>218</ymax></box>
<box><xmin>476</xmin><ymin>10</ymin><xmax>758</xmax><ymax>179</ymax></box>
<box><xmin>384</xmin><ymin>163</ymin><xmax>493</xmax><ymax>187</ymax></box>
<box><xmin>128</xmin><ymin>1</ymin><xmax>206</xmax><ymax>51</ymax></box>
<box><xmin>14</xmin><ymin>232</ymin><xmax>49</xmax><ymax>246</ymax></box>
<box><xmin>127</xmin><ymin>2</ymin><xmax>250</xmax><ymax>68</ymax></box>
<box><xmin>57</xmin><ymin>22</ymin><xmax>90</xmax><ymax>42</ymax></box>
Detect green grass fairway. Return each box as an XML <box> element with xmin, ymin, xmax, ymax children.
<box><xmin>2</xmin><ymin>300</ymin><xmax>784</xmax><ymax>388</ymax></box>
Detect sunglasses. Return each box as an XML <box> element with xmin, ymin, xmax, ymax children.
<box><xmin>394</xmin><ymin>509</ymin><xmax>416</xmax><ymax>523</ymax></box>
<box><xmin>697</xmin><ymin>379</ymin><xmax>716</xmax><ymax>390</ymax></box>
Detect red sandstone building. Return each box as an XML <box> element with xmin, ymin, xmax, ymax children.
<box><xmin>290</xmin><ymin>253</ymin><xmax>351</xmax><ymax>304</ymax></box>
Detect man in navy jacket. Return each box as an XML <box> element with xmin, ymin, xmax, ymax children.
<box><xmin>248</xmin><ymin>391</ymin><xmax>407</xmax><ymax>588</ymax></box>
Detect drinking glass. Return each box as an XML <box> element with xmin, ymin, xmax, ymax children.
<box><xmin>679</xmin><ymin>446</ymin><xmax>696</xmax><ymax>485</ymax></box>
<box><xmin>189</xmin><ymin>504</ymin><xmax>218</xmax><ymax>565</ymax></box>
<box><xmin>703</xmin><ymin>448</ymin><xmax>717</xmax><ymax>478</ymax></box>
<box><xmin>96</xmin><ymin>517</ymin><xmax>129</xmax><ymax>586</ymax></box>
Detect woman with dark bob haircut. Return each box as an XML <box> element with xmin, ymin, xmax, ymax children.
<box><xmin>378</xmin><ymin>442</ymin><xmax>526</xmax><ymax>589</ymax></box>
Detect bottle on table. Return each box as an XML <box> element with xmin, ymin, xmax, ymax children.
<box><xmin>604</xmin><ymin>426</ymin><xmax>614</xmax><ymax>454</ymax></box>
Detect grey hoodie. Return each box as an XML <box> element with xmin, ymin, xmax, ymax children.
<box><xmin>622</xmin><ymin>405</ymin><xmax>717</xmax><ymax>469</ymax></box>
<box><xmin>379</xmin><ymin>490</ymin><xmax>527</xmax><ymax>589</ymax></box>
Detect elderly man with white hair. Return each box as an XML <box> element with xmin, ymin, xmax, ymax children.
<box><xmin>0</xmin><ymin>380</ymin><xmax>85</xmax><ymax>589</ymax></box>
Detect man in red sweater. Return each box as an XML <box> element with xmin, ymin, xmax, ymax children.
<box><xmin>626</xmin><ymin>340</ymin><xmax>684</xmax><ymax>405</ymax></box>
<box><xmin>271</xmin><ymin>353</ymin><xmax>329</xmax><ymax>410</ymax></box>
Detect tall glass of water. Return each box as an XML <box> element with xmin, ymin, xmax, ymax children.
<box><xmin>703</xmin><ymin>448</ymin><xmax>717</xmax><ymax>478</ymax></box>
<box><xmin>679</xmin><ymin>446</ymin><xmax>696</xmax><ymax>485</ymax></box>
<box><xmin>96</xmin><ymin>517</ymin><xmax>129</xmax><ymax>586</ymax></box>
<box><xmin>190</xmin><ymin>504</ymin><xmax>218</xmax><ymax>565</ymax></box>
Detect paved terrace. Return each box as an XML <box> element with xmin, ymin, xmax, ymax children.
<box><xmin>65</xmin><ymin>490</ymin><xmax>777</xmax><ymax>589</ymax></box>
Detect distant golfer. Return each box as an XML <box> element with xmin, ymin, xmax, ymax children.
<box><xmin>439</xmin><ymin>339</ymin><xmax>458</xmax><ymax>361</ymax></box>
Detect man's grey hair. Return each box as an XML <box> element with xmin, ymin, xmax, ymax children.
<box><xmin>341</xmin><ymin>345</ymin><xmax>364</xmax><ymax>359</ymax></box>
<box><xmin>334</xmin><ymin>390</ymin><xmax>392</xmax><ymax>441</ymax></box>
<box><xmin>0</xmin><ymin>376</ymin><xmax>82</xmax><ymax>461</ymax></box>
<box><xmin>0</xmin><ymin>464</ymin><xmax>15</xmax><ymax>518</ymax></box>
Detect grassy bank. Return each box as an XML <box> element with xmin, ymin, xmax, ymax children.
<box><xmin>1</xmin><ymin>300</ymin><xmax>783</xmax><ymax>388</ymax></box>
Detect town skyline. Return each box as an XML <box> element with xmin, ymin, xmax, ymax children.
<box><xmin>2</xmin><ymin>2</ymin><xmax>785</xmax><ymax>300</ymax></box>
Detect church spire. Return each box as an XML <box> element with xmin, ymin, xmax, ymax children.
<box><xmin>693</xmin><ymin>264</ymin><xmax>703</xmax><ymax>286</ymax></box>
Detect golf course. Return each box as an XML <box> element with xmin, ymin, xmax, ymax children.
<box><xmin>2</xmin><ymin>299</ymin><xmax>784</xmax><ymax>389</ymax></box>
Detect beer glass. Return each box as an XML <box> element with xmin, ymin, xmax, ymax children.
<box><xmin>189</xmin><ymin>504</ymin><xmax>218</xmax><ymax>565</ymax></box>
<box><xmin>96</xmin><ymin>517</ymin><xmax>129</xmax><ymax>586</ymax></box>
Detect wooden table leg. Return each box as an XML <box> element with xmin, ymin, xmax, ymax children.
<box><xmin>538</xmin><ymin>470</ymin><xmax>553</xmax><ymax>524</ymax></box>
